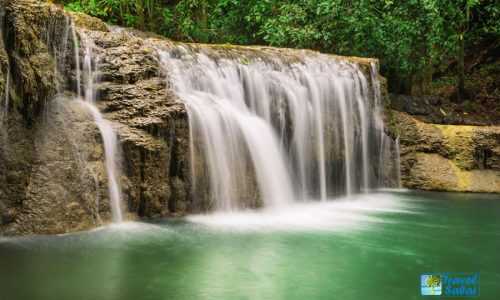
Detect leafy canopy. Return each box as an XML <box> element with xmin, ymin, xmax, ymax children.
<box><xmin>62</xmin><ymin>0</ymin><xmax>500</xmax><ymax>93</ymax></box>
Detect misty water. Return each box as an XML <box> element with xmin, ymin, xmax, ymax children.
<box><xmin>160</xmin><ymin>45</ymin><xmax>399</xmax><ymax>211</ymax></box>
<box><xmin>1</xmin><ymin>190</ymin><xmax>499</xmax><ymax>300</ymax></box>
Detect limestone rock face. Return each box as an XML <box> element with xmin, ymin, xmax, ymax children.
<box><xmin>6</xmin><ymin>99</ymin><xmax>109</xmax><ymax>235</ymax></box>
<box><xmin>0</xmin><ymin>1</ymin><xmax>80</xmax><ymax>234</ymax></box>
<box><xmin>78</xmin><ymin>28</ymin><xmax>192</xmax><ymax>219</ymax></box>
<box><xmin>0</xmin><ymin>0</ymin><xmax>68</xmax><ymax>122</ymax></box>
<box><xmin>390</xmin><ymin>111</ymin><xmax>500</xmax><ymax>193</ymax></box>
<box><xmin>0</xmin><ymin>0</ymin><xmax>191</xmax><ymax>235</ymax></box>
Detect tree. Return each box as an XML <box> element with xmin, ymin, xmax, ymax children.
<box><xmin>60</xmin><ymin>0</ymin><xmax>499</xmax><ymax>97</ymax></box>
<box><xmin>457</xmin><ymin>0</ymin><xmax>479</xmax><ymax>102</ymax></box>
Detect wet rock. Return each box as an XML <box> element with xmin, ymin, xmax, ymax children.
<box><xmin>0</xmin><ymin>0</ymin><xmax>195</xmax><ymax>235</ymax></box>
<box><xmin>0</xmin><ymin>0</ymin><xmax>69</xmax><ymax>123</ymax></box>
<box><xmin>82</xmin><ymin>27</ymin><xmax>192</xmax><ymax>219</ymax></box>
<box><xmin>68</xmin><ymin>11</ymin><xmax>108</xmax><ymax>32</ymax></box>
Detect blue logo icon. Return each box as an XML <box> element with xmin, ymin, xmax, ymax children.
<box><xmin>421</xmin><ymin>274</ymin><xmax>442</xmax><ymax>295</ymax></box>
<box><xmin>421</xmin><ymin>273</ymin><xmax>479</xmax><ymax>297</ymax></box>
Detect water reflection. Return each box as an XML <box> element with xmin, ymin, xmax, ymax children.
<box><xmin>1</xmin><ymin>192</ymin><xmax>499</xmax><ymax>300</ymax></box>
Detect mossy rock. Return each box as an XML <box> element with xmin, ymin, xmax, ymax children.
<box><xmin>68</xmin><ymin>11</ymin><xmax>108</xmax><ymax>32</ymax></box>
<box><xmin>390</xmin><ymin>110</ymin><xmax>500</xmax><ymax>193</ymax></box>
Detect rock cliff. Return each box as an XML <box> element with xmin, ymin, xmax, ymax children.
<box><xmin>0</xmin><ymin>0</ymin><xmax>191</xmax><ymax>235</ymax></box>
<box><xmin>389</xmin><ymin>110</ymin><xmax>500</xmax><ymax>193</ymax></box>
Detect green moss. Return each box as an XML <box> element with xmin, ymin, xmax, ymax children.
<box><xmin>435</xmin><ymin>124</ymin><xmax>475</xmax><ymax>170</ymax></box>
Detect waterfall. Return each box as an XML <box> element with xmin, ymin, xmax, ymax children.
<box><xmin>369</xmin><ymin>63</ymin><xmax>402</xmax><ymax>188</ymax></box>
<box><xmin>159</xmin><ymin>46</ymin><xmax>399</xmax><ymax>211</ymax></box>
<box><xmin>1</xmin><ymin>67</ymin><xmax>9</xmax><ymax>122</ymax></box>
<box><xmin>395</xmin><ymin>136</ymin><xmax>402</xmax><ymax>188</ymax></box>
<box><xmin>0</xmin><ymin>6</ymin><xmax>8</xmax><ymax>124</ymax></box>
<box><xmin>161</xmin><ymin>51</ymin><xmax>295</xmax><ymax>210</ymax></box>
<box><xmin>72</xmin><ymin>28</ymin><xmax>124</xmax><ymax>223</ymax></box>
<box><xmin>70</xmin><ymin>24</ymin><xmax>81</xmax><ymax>98</ymax></box>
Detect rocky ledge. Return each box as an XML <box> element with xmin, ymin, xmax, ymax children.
<box><xmin>390</xmin><ymin>111</ymin><xmax>500</xmax><ymax>193</ymax></box>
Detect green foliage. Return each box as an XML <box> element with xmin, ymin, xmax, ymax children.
<box><xmin>60</xmin><ymin>0</ymin><xmax>500</xmax><ymax>93</ymax></box>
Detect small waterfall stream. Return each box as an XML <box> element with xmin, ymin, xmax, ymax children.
<box><xmin>160</xmin><ymin>46</ymin><xmax>399</xmax><ymax>211</ymax></box>
<box><xmin>395</xmin><ymin>136</ymin><xmax>402</xmax><ymax>188</ymax></box>
<box><xmin>72</xmin><ymin>29</ymin><xmax>124</xmax><ymax>223</ymax></box>
<box><xmin>1</xmin><ymin>67</ymin><xmax>8</xmax><ymax>122</ymax></box>
<box><xmin>0</xmin><ymin>6</ymin><xmax>9</xmax><ymax>125</ymax></box>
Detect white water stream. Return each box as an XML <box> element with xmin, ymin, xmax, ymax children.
<box><xmin>160</xmin><ymin>46</ymin><xmax>399</xmax><ymax>211</ymax></box>
<box><xmin>72</xmin><ymin>29</ymin><xmax>123</xmax><ymax>222</ymax></box>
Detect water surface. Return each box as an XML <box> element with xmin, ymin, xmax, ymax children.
<box><xmin>1</xmin><ymin>191</ymin><xmax>499</xmax><ymax>300</ymax></box>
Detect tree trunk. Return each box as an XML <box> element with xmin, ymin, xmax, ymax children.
<box><xmin>199</xmin><ymin>0</ymin><xmax>208</xmax><ymax>41</ymax></box>
<box><xmin>456</xmin><ymin>2</ymin><xmax>469</xmax><ymax>103</ymax></box>
<box><xmin>457</xmin><ymin>34</ymin><xmax>465</xmax><ymax>102</ymax></box>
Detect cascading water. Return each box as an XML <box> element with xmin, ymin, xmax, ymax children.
<box><xmin>159</xmin><ymin>46</ymin><xmax>399</xmax><ymax>211</ymax></box>
<box><xmin>1</xmin><ymin>67</ymin><xmax>8</xmax><ymax>122</ymax></box>
<box><xmin>0</xmin><ymin>7</ymin><xmax>8</xmax><ymax>124</ymax></box>
<box><xmin>72</xmin><ymin>29</ymin><xmax>124</xmax><ymax>223</ymax></box>
<box><xmin>394</xmin><ymin>136</ymin><xmax>402</xmax><ymax>188</ymax></box>
<box><xmin>161</xmin><ymin>50</ymin><xmax>295</xmax><ymax>210</ymax></box>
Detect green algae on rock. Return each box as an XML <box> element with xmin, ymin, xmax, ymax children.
<box><xmin>391</xmin><ymin>111</ymin><xmax>500</xmax><ymax>193</ymax></box>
